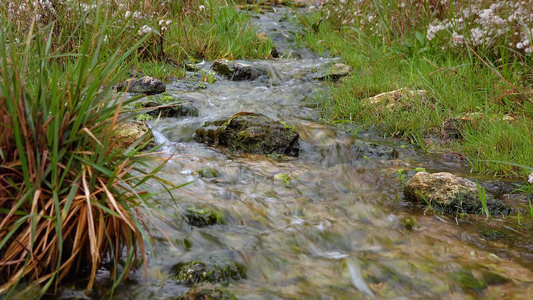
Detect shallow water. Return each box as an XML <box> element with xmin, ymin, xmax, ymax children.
<box><xmin>56</xmin><ymin>6</ymin><xmax>533</xmax><ymax>300</ymax></box>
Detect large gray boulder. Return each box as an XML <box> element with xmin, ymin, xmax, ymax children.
<box><xmin>211</xmin><ymin>60</ymin><xmax>268</xmax><ymax>81</ymax></box>
<box><xmin>195</xmin><ymin>112</ymin><xmax>299</xmax><ymax>156</ymax></box>
<box><xmin>404</xmin><ymin>172</ymin><xmax>510</xmax><ymax>215</ymax></box>
<box><xmin>116</xmin><ymin>76</ymin><xmax>165</xmax><ymax>94</ymax></box>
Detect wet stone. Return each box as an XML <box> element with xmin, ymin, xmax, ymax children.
<box><xmin>194</xmin><ymin>168</ymin><xmax>219</xmax><ymax>178</ymax></box>
<box><xmin>127</xmin><ymin>92</ymin><xmax>199</xmax><ymax>119</ymax></box>
<box><xmin>352</xmin><ymin>140</ymin><xmax>398</xmax><ymax>160</ymax></box>
<box><xmin>211</xmin><ymin>60</ymin><xmax>268</xmax><ymax>81</ymax></box>
<box><xmin>194</xmin><ymin>112</ymin><xmax>300</xmax><ymax>156</ymax></box>
<box><xmin>175</xmin><ymin>283</ymin><xmax>236</xmax><ymax>300</ymax></box>
<box><xmin>184</xmin><ymin>206</ymin><xmax>220</xmax><ymax>227</ymax></box>
<box><xmin>404</xmin><ymin>172</ymin><xmax>511</xmax><ymax>215</ymax></box>
<box><xmin>448</xmin><ymin>271</ymin><xmax>487</xmax><ymax>294</ymax></box>
<box><xmin>116</xmin><ymin>76</ymin><xmax>165</xmax><ymax>95</ymax></box>
<box><xmin>311</xmin><ymin>63</ymin><xmax>352</xmax><ymax>82</ymax></box>
<box><xmin>172</xmin><ymin>260</ymin><xmax>245</xmax><ymax>285</ymax></box>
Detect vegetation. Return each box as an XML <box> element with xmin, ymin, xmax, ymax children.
<box><xmin>0</xmin><ymin>0</ymin><xmax>269</xmax><ymax>297</ymax></box>
<box><xmin>301</xmin><ymin>0</ymin><xmax>532</xmax><ymax>178</ymax></box>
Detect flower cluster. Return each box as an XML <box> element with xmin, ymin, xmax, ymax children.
<box><xmin>316</xmin><ymin>0</ymin><xmax>532</xmax><ymax>55</ymax></box>
<box><xmin>426</xmin><ymin>1</ymin><xmax>532</xmax><ymax>54</ymax></box>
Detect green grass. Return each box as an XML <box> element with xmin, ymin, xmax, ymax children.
<box><xmin>0</xmin><ymin>3</ymin><xmax>180</xmax><ymax>297</ymax></box>
<box><xmin>301</xmin><ymin>1</ymin><xmax>533</xmax><ymax>179</ymax></box>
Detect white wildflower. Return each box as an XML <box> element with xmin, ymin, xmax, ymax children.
<box><xmin>125</xmin><ymin>11</ymin><xmax>131</xmax><ymax>18</ymax></box>
<box><xmin>427</xmin><ymin>23</ymin><xmax>445</xmax><ymax>41</ymax></box>
<box><xmin>199</xmin><ymin>5</ymin><xmax>205</xmax><ymax>11</ymax></box>
<box><xmin>166</xmin><ymin>20</ymin><xmax>172</xmax><ymax>25</ymax></box>
<box><xmin>138</xmin><ymin>25</ymin><xmax>153</xmax><ymax>36</ymax></box>
<box><xmin>470</xmin><ymin>28</ymin><xmax>484</xmax><ymax>46</ymax></box>
<box><xmin>528</xmin><ymin>172</ymin><xmax>533</xmax><ymax>184</ymax></box>
<box><xmin>517</xmin><ymin>42</ymin><xmax>524</xmax><ymax>49</ymax></box>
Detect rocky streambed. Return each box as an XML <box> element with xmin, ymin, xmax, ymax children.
<box><xmin>54</xmin><ymin>4</ymin><xmax>533</xmax><ymax>300</ymax></box>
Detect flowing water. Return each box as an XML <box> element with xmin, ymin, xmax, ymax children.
<box><xmin>58</xmin><ymin>5</ymin><xmax>533</xmax><ymax>300</ymax></box>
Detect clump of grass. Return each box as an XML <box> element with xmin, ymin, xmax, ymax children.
<box><xmin>0</xmin><ymin>8</ymin><xmax>170</xmax><ymax>297</ymax></box>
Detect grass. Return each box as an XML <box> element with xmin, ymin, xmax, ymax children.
<box><xmin>0</xmin><ymin>1</ymin><xmax>205</xmax><ymax>297</ymax></box>
<box><xmin>301</xmin><ymin>0</ymin><xmax>533</xmax><ymax>179</ymax></box>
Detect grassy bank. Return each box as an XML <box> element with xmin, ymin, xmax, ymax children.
<box><xmin>0</xmin><ymin>0</ymin><xmax>271</xmax><ymax>296</ymax></box>
<box><xmin>301</xmin><ymin>0</ymin><xmax>532</xmax><ymax>178</ymax></box>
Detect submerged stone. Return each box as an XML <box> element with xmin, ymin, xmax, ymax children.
<box><xmin>352</xmin><ymin>140</ymin><xmax>398</xmax><ymax>160</ymax></box>
<box><xmin>404</xmin><ymin>172</ymin><xmax>511</xmax><ymax>215</ymax></box>
<box><xmin>175</xmin><ymin>283</ymin><xmax>236</xmax><ymax>300</ymax></box>
<box><xmin>448</xmin><ymin>271</ymin><xmax>487</xmax><ymax>294</ymax></box>
<box><xmin>116</xmin><ymin>76</ymin><xmax>165</xmax><ymax>94</ymax></box>
<box><xmin>195</xmin><ymin>112</ymin><xmax>300</xmax><ymax>156</ymax></box>
<box><xmin>194</xmin><ymin>168</ymin><xmax>219</xmax><ymax>178</ymax></box>
<box><xmin>172</xmin><ymin>260</ymin><xmax>245</xmax><ymax>285</ymax></box>
<box><xmin>184</xmin><ymin>206</ymin><xmax>220</xmax><ymax>227</ymax></box>
<box><xmin>211</xmin><ymin>60</ymin><xmax>268</xmax><ymax>81</ymax></box>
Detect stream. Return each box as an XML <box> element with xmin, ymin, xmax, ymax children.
<box><xmin>57</xmin><ymin>4</ymin><xmax>533</xmax><ymax>300</ymax></box>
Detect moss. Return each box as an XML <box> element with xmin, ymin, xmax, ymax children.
<box><xmin>400</xmin><ymin>216</ymin><xmax>417</xmax><ymax>230</ymax></box>
<box><xmin>480</xmin><ymin>228</ymin><xmax>506</xmax><ymax>240</ymax></box>
<box><xmin>195</xmin><ymin>168</ymin><xmax>219</xmax><ymax>178</ymax></box>
<box><xmin>273</xmin><ymin>172</ymin><xmax>291</xmax><ymax>184</ymax></box>
<box><xmin>135</xmin><ymin>113</ymin><xmax>154</xmax><ymax>122</ymax></box>
<box><xmin>175</xmin><ymin>283</ymin><xmax>236</xmax><ymax>300</ymax></box>
<box><xmin>172</xmin><ymin>261</ymin><xmax>245</xmax><ymax>284</ymax></box>
<box><xmin>184</xmin><ymin>206</ymin><xmax>221</xmax><ymax>227</ymax></box>
<box><xmin>147</xmin><ymin>91</ymin><xmax>176</xmax><ymax>104</ymax></box>
<box><xmin>448</xmin><ymin>271</ymin><xmax>487</xmax><ymax>294</ymax></box>
<box><xmin>279</xmin><ymin>121</ymin><xmax>295</xmax><ymax>130</ymax></box>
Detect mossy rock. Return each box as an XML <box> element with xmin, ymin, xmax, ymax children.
<box><xmin>211</xmin><ymin>60</ymin><xmax>268</xmax><ymax>81</ymax></box>
<box><xmin>195</xmin><ymin>112</ymin><xmax>300</xmax><ymax>156</ymax></box>
<box><xmin>194</xmin><ymin>168</ymin><xmax>219</xmax><ymax>178</ymax></box>
<box><xmin>116</xmin><ymin>76</ymin><xmax>165</xmax><ymax>95</ymax></box>
<box><xmin>175</xmin><ymin>283</ymin><xmax>236</xmax><ymax>300</ymax></box>
<box><xmin>113</xmin><ymin>121</ymin><xmax>153</xmax><ymax>150</ymax></box>
<box><xmin>184</xmin><ymin>206</ymin><xmax>220</xmax><ymax>227</ymax></box>
<box><xmin>139</xmin><ymin>92</ymin><xmax>199</xmax><ymax>118</ymax></box>
<box><xmin>172</xmin><ymin>260</ymin><xmax>245</xmax><ymax>285</ymax></box>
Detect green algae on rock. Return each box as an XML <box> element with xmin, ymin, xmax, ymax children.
<box><xmin>172</xmin><ymin>260</ymin><xmax>246</xmax><ymax>285</ymax></box>
<box><xmin>175</xmin><ymin>283</ymin><xmax>236</xmax><ymax>300</ymax></box>
<box><xmin>142</xmin><ymin>92</ymin><xmax>199</xmax><ymax>118</ymax></box>
<box><xmin>194</xmin><ymin>112</ymin><xmax>300</xmax><ymax>155</ymax></box>
<box><xmin>194</xmin><ymin>168</ymin><xmax>219</xmax><ymax>178</ymax></box>
<box><xmin>184</xmin><ymin>206</ymin><xmax>221</xmax><ymax>227</ymax></box>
